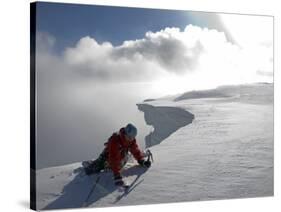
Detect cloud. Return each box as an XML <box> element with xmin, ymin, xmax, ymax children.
<box><xmin>63</xmin><ymin>24</ymin><xmax>272</xmax><ymax>85</ymax></box>
<box><xmin>63</xmin><ymin>36</ymin><xmax>162</xmax><ymax>82</ymax></box>
<box><xmin>111</xmin><ymin>27</ymin><xmax>204</xmax><ymax>73</ymax></box>
<box><xmin>36</xmin><ymin>31</ymin><xmax>56</xmax><ymax>53</ymax></box>
<box><xmin>63</xmin><ymin>25</ymin><xmax>230</xmax><ymax>81</ymax></box>
<box><xmin>220</xmin><ymin>14</ymin><xmax>273</xmax><ymax>48</ymax></box>
<box><xmin>219</xmin><ymin>14</ymin><xmax>273</xmax><ymax>78</ymax></box>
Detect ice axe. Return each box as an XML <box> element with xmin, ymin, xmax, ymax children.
<box><xmin>145</xmin><ymin>149</ymin><xmax>153</xmax><ymax>163</ymax></box>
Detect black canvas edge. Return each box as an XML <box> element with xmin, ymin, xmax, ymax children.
<box><xmin>30</xmin><ymin>2</ymin><xmax>37</xmax><ymax>211</ymax></box>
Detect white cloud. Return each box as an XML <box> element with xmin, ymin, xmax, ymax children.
<box><xmin>62</xmin><ymin>23</ymin><xmax>272</xmax><ymax>88</ymax></box>
<box><xmin>36</xmin><ymin>31</ymin><xmax>56</xmax><ymax>53</ymax></box>
<box><xmin>220</xmin><ymin>14</ymin><xmax>273</xmax><ymax>48</ymax></box>
<box><xmin>64</xmin><ymin>36</ymin><xmax>164</xmax><ymax>82</ymax></box>
<box><xmin>219</xmin><ymin>13</ymin><xmax>273</xmax><ymax>78</ymax></box>
<box><xmin>63</xmin><ymin>25</ymin><xmax>222</xmax><ymax>82</ymax></box>
<box><xmin>111</xmin><ymin>27</ymin><xmax>203</xmax><ymax>73</ymax></box>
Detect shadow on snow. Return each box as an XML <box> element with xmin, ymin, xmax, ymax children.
<box><xmin>137</xmin><ymin>104</ymin><xmax>194</xmax><ymax>148</ymax></box>
<box><xmin>44</xmin><ymin>165</ymin><xmax>148</xmax><ymax>210</ymax></box>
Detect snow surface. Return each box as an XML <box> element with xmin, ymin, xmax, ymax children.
<box><xmin>36</xmin><ymin>83</ymin><xmax>273</xmax><ymax>210</ymax></box>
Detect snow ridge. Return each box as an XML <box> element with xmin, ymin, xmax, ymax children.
<box><xmin>137</xmin><ymin>104</ymin><xmax>194</xmax><ymax>147</ymax></box>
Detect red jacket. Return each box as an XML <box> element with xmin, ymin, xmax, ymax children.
<box><xmin>106</xmin><ymin>128</ymin><xmax>144</xmax><ymax>175</ymax></box>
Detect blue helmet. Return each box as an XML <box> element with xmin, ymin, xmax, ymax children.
<box><xmin>124</xmin><ymin>123</ymin><xmax>137</xmax><ymax>139</ymax></box>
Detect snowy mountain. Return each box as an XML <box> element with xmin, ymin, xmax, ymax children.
<box><xmin>36</xmin><ymin>83</ymin><xmax>273</xmax><ymax>210</ymax></box>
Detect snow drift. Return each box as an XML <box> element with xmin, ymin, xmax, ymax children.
<box><xmin>174</xmin><ymin>83</ymin><xmax>273</xmax><ymax>104</ymax></box>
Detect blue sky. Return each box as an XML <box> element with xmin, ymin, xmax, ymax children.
<box><xmin>36</xmin><ymin>2</ymin><xmax>233</xmax><ymax>53</ymax></box>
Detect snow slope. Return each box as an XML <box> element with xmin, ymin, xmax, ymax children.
<box><xmin>36</xmin><ymin>83</ymin><xmax>273</xmax><ymax>210</ymax></box>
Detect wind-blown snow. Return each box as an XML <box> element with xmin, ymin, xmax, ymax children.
<box><xmin>175</xmin><ymin>83</ymin><xmax>273</xmax><ymax>104</ymax></box>
<box><xmin>36</xmin><ymin>83</ymin><xmax>273</xmax><ymax>210</ymax></box>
